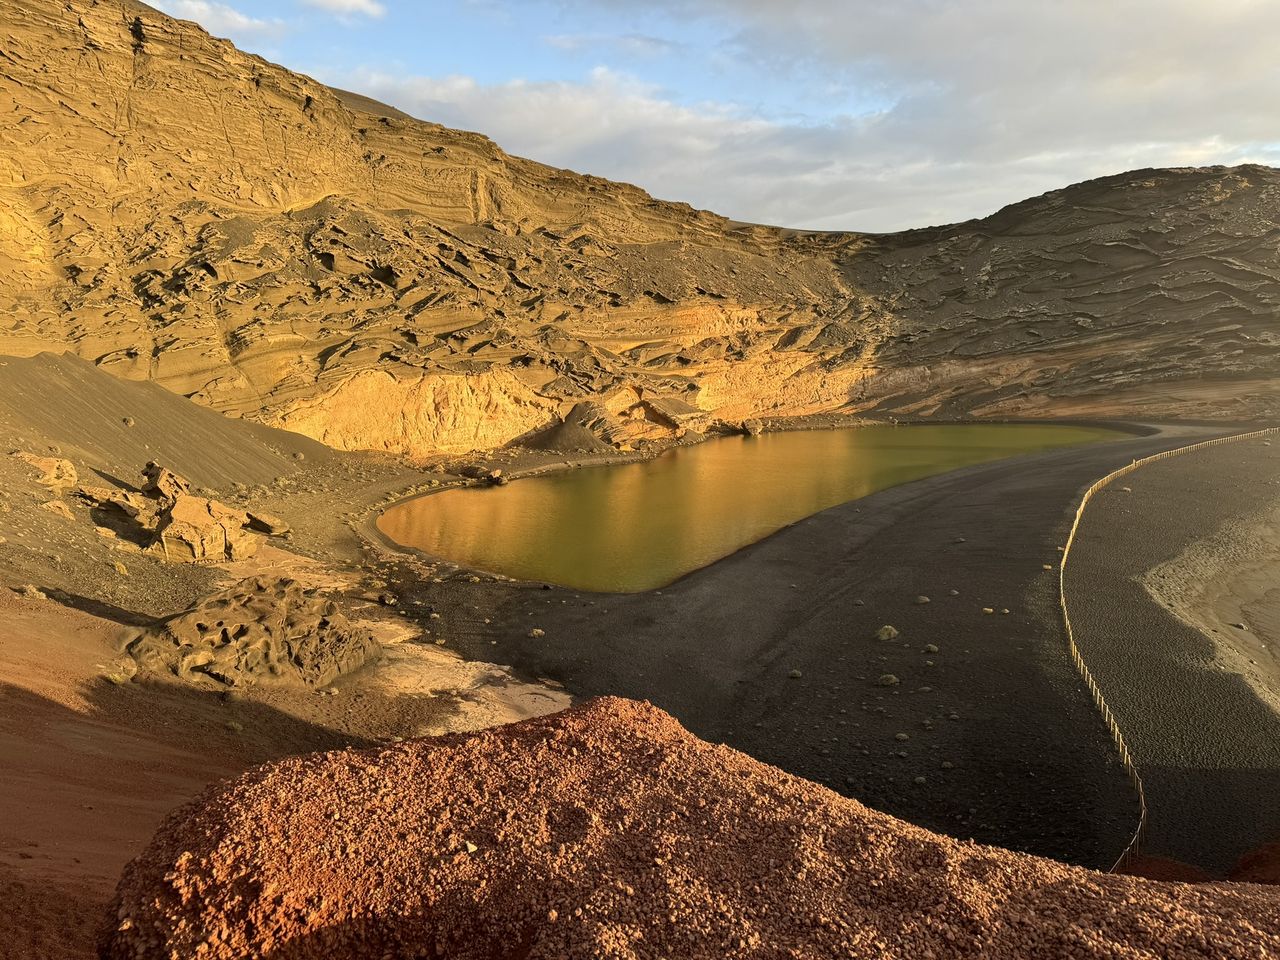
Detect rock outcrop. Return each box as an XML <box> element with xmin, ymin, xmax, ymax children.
<box><xmin>76</xmin><ymin>461</ymin><xmax>291</xmax><ymax>563</ymax></box>
<box><xmin>11</xmin><ymin>452</ymin><xmax>78</xmax><ymax>491</ymax></box>
<box><xmin>2</xmin><ymin>1</ymin><xmax>1275</xmax><ymax>459</ymax></box>
<box><xmin>124</xmin><ymin>577</ymin><xmax>379</xmax><ymax>688</ymax></box>
<box><xmin>104</xmin><ymin>699</ymin><xmax>1279</xmax><ymax>959</ymax></box>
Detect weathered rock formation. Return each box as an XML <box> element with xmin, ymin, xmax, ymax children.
<box><xmin>2</xmin><ymin>1</ymin><xmax>1275</xmax><ymax>459</ymax></box>
<box><xmin>125</xmin><ymin>576</ymin><xmax>379</xmax><ymax>688</ymax></box>
<box><xmin>11</xmin><ymin>451</ymin><xmax>77</xmax><ymax>491</ymax></box>
<box><xmin>103</xmin><ymin>698</ymin><xmax>1279</xmax><ymax>959</ymax></box>
<box><xmin>78</xmin><ymin>461</ymin><xmax>268</xmax><ymax>562</ymax></box>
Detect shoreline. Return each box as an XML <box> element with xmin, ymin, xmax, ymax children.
<box><xmin>374</xmin><ymin>420</ymin><xmax>1232</xmax><ymax>869</ymax></box>
<box><xmin>1143</xmin><ymin>499</ymin><xmax>1280</xmax><ymax>717</ymax></box>
<box><xmin>365</xmin><ymin>416</ymin><xmax>1159</xmax><ymax>587</ymax></box>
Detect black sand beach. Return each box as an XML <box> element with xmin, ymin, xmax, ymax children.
<box><xmin>1067</xmin><ymin>433</ymin><xmax>1280</xmax><ymax>873</ymax></box>
<box><xmin>381</xmin><ymin>422</ymin><xmax>1236</xmax><ymax>869</ymax></box>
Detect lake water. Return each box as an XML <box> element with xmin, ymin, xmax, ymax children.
<box><xmin>378</xmin><ymin>424</ymin><xmax>1122</xmax><ymax>593</ymax></box>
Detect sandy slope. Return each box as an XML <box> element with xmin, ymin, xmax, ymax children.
<box><xmin>0</xmin><ymin>355</ymin><xmax>570</xmax><ymax>959</ymax></box>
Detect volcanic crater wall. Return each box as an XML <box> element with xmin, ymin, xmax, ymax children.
<box><xmin>1</xmin><ymin>0</ymin><xmax>1277</xmax><ymax>457</ymax></box>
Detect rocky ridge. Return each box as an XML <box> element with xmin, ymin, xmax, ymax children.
<box><xmin>1</xmin><ymin>1</ymin><xmax>1276</xmax><ymax>458</ymax></box>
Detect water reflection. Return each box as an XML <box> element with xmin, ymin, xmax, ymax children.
<box><xmin>378</xmin><ymin>424</ymin><xmax>1121</xmax><ymax>592</ymax></box>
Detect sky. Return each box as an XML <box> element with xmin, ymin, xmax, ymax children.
<box><xmin>151</xmin><ymin>0</ymin><xmax>1280</xmax><ymax>232</ymax></box>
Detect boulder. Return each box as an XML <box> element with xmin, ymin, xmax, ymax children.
<box><xmin>149</xmin><ymin>494</ymin><xmax>260</xmax><ymax>562</ymax></box>
<box><xmin>141</xmin><ymin>461</ymin><xmax>191</xmax><ymax>504</ymax></box>
<box><xmin>245</xmin><ymin>510</ymin><xmax>291</xmax><ymax>536</ymax></box>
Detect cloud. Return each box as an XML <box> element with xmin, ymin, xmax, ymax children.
<box><xmin>543</xmin><ymin>32</ymin><xmax>684</xmax><ymax>57</ymax></box>
<box><xmin>327</xmin><ymin>1</ymin><xmax>1280</xmax><ymax>230</ymax></box>
<box><xmin>301</xmin><ymin>0</ymin><xmax>387</xmax><ymax>18</ymax></box>
<box><xmin>334</xmin><ymin>57</ymin><xmax>1279</xmax><ymax>233</ymax></box>
<box><xmin>152</xmin><ymin>0</ymin><xmax>285</xmax><ymax>40</ymax></box>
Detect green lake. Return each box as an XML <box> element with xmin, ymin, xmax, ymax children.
<box><xmin>377</xmin><ymin>423</ymin><xmax>1122</xmax><ymax>593</ymax></box>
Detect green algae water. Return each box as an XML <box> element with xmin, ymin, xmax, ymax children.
<box><xmin>378</xmin><ymin>424</ymin><xmax>1122</xmax><ymax>593</ymax></box>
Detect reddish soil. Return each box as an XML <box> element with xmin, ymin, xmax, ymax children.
<box><xmin>105</xmin><ymin>698</ymin><xmax>1280</xmax><ymax>960</ymax></box>
<box><xmin>1232</xmin><ymin>843</ymin><xmax>1280</xmax><ymax>885</ymax></box>
<box><xmin>1119</xmin><ymin>855</ymin><xmax>1214</xmax><ymax>883</ymax></box>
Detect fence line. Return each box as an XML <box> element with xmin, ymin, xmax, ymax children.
<box><xmin>1058</xmin><ymin>425</ymin><xmax>1280</xmax><ymax>873</ymax></box>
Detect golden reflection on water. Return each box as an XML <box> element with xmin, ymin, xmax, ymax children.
<box><xmin>378</xmin><ymin>424</ymin><xmax>1121</xmax><ymax>593</ymax></box>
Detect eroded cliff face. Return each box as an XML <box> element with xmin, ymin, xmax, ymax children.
<box><xmin>1</xmin><ymin>0</ymin><xmax>1276</xmax><ymax>457</ymax></box>
<box><xmin>845</xmin><ymin>167</ymin><xmax>1280</xmax><ymax>422</ymax></box>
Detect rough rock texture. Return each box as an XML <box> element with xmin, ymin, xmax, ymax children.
<box><xmin>2</xmin><ymin>1</ymin><xmax>1276</xmax><ymax>459</ymax></box>
<box><xmin>125</xmin><ymin>577</ymin><xmax>379</xmax><ymax>688</ymax></box>
<box><xmin>843</xmin><ymin>168</ymin><xmax>1280</xmax><ymax>420</ymax></box>
<box><xmin>11</xmin><ymin>451</ymin><xmax>77</xmax><ymax>490</ymax></box>
<box><xmin>104</xmin><ymin>699</ymin><xmax>1279</xmax><ymax>960</ymax></box>
<box><xmin>148</xmin><ymin>493</ymin><xmax>259</xmax><ymax>562</ymax></box>
<box><xmin>76</xmin><ymin>461</ymin><xmax>269</xmax><ymax>562</ymax></box>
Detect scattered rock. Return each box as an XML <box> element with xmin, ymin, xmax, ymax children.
<box><xmin>40</xmin><ymin>499</ymin><xmax>75</xmax><ymax>521</ymax></box>
<box><xmin>875</xmin><ymin>625</ymin><xmax>899</xmax><ymax>641</ymax></box>
<box><xmin>15</xmin><ymin>584</ymin><xmax>46</xmax><ymax>601</ymax></box>
<box><xmin>914</xmin><ymin>595</ymin><xmax>930</xmax><ymax>605</ymax></box>
<box><xmin>788</xmin><ymin>669</ymin><xmax>803</xmax><ymax>679</ymax></box>
<box><xmin>245</xmin><ymin>510</ymin><xmax>291</xmax><ymax>536</ymax></box>
<box><xmin>528</xmin><ymin>628</ymin><xmax>545</xmax><ymax>638</ymax></box>
<box><xmin>13</xmin><ymin>452</ymin><xmax>77</xmax><ymax>490</ymax></box>
<box><xmin>876</xmin><ymin>674</ymin><xmax>900</xmax><ymax>687</ymax></box>
<box><xmin>923</xmin><ymin>644</ymin><xmax>939</xmax><ymax>654</ymax></box>
<box><xmin>741</xmin><ymin>418</ymin><xmax>764</xmax><ymax>436</ymax></box>
<box><xmin>122</xmin><ymin>416</ymin><xmax>136</xmax><ymax>427</ymax></box>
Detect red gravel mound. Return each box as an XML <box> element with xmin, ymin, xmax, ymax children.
<box><xmin>103</xmin><ymin>699</ymin><xmax>1280</xmax><ymax>959</ymax></box>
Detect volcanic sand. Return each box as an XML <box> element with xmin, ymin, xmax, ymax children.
<box><xmin>1067</xmin><ymin>434</ymin><xmax>1280</xmax><ymax>872</ymax></box>
<box><xmin>373</xmin><ymin>422</ymin><xmax>1242</xmax><ymax>870</ymax></box>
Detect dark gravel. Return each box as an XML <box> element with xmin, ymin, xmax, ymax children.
<box><xmin>388</xmin><ymin>423</ymin><xmax>1232</xmax><ymax>869</ymax></box>
<box><xmin>1066</xmin><ymin>434</ymin><xmax>1280</xmax><ymax>872</ymax></box>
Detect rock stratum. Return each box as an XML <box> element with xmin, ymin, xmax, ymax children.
<box><xmin>104</xmin><ymin>699</ymin><xmax>1279</xmax><ymax>959</ymax></box>
<box><xmin>2</xmin><ymin>0</ymin><xmax>1278</xmax><ymax>457</ymax></box>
